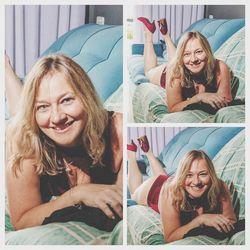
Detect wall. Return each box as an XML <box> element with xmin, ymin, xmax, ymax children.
<box><xmin>205</xmin><ymin>5</ymin><xmax>245</xmax><ymax>19</ymax></box>
<box><xmin>127</xmin><ymin>127</ymin><xmax>186</xmax><ymax>158</ymax></box>
<box><xmin>88</xmin><ymin>5</ymin><xmax>123</xmax><ymax>25</ymax></box>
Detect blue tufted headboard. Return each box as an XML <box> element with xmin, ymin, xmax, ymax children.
<box><xmin>42</xmin><ymin>24</ymin><xmax>123</xmax><ymax>102</ymax></box>
<box><xmin>158</xmin><ymin>127</ymin><xmax>244</xmax><ymax>176</ymax></box>
<box><xmin>181</xmin><ymin>18</ymin><xmax>245</xmax><ymax>52</ymax></box>
<box><xmin>132</xmin><ymin>18</ymin><xmax>245</xmax><ymax>56</ymax></box>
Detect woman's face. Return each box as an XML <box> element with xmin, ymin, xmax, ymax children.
<box><xmin>35</xmin><ymin>72</ymin><xmax>87</xmax><ymax>147</ymax></box>
<box><xmin>182</xmin><ymin>38</ymin><xmax>207</xmax><ymax>75</ymax></box>
<box><xmin>184</xmin><ymin>158</ymin><xmax>212</xmax><ymax>199</ymax></box>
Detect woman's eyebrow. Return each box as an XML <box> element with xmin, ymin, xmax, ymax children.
<box><xmin>35</xmin><ymin>92</ymin><xmax>74</xmax><ymax>103</ymax></box>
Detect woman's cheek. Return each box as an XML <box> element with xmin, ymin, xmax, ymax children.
<box><xmin>35</xmin><ymin>112</ymin><xmax>50</xmax><ymax>127</ymax></box>
<box><xmin>197</xmin><ymin>53</ymin><xmax>207</xmax><ymax>61</ymax></box>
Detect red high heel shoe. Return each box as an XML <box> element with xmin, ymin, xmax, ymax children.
<box><xmin>158</xmin><ymin>18</ymin><xmax>168</xmax><ymax>35</ymax></box>
<box><xmin>137</xmin><ymin>135</ymin><xmax>150</xmax><ymax>153</ymax></box>
<box><xmin>137</xmin><ymin>17</ymin><xmax>156</xmax><ymax>33</ymax></box>
<box><xmin>127</xmin><ymin>140</ymin><xmax>137</xmax><ymax>152</ymax></box>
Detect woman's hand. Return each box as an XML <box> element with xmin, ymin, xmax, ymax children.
<box><xmin>197</xmin><ymin>92</ymin><xmax>230</xmax><ymax>109</ymax></box>
<box><xmin>197</xmin><ymin>214</ymin><xmax>235</xmax><ymax>233</ymax></box>
<box><xmin>72</xmin><ymin>183</ymin><xmax>123</xmax><ymax>219</ymax></box>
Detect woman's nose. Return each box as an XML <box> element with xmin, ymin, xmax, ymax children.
<box><xmin>193</xmin><ymin>175</ymin><xmax>201</xmax><ymax>185</ymax></box>
<box><xmin>190</xmin><ymin>53</ymin><xmax>198</xmax><ymax>62</ymax></box>
<box><xmin>51</xmin><ymin>107</ymin><xmax>67</xmax><ymax>124</ymax></box>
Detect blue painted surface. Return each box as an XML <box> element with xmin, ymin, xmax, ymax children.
<box><xmin>42</xmin><ymin>24</ymin><xmax>123</xmax><ymax>102</ymax></box>
<box><xmin>158</xmin><ymin>127</ymin><xmax>244</xmax><ymax>176</ymax></box>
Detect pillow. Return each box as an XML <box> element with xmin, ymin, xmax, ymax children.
<box><xmin>103</xmin><ymin>84</ymin><xmax>123</xmax><ymax>113</ymax></box>
<box><xmin>213</xmin><ymin>129</ymin><xmax>245</xmax><ymax>219</ymax></box>
<box><xmin>5</xmin><ymin>221</ymin><xmax>112</xmax><ymax>245</ymax></box>
<box><xmin>214</xmin><ymin>27</ymin><xmax>245</xmax><ymax>98</ymax></box>
<box><xmin>127</xmin><ymin>55</ymin><xmax>166</xmax><ymax>85</ymax></box>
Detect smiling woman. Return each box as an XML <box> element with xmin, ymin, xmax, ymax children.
<box><xmin>127</xmin><ymin>137</ymin><xmax>237</xmax><ymax>243</ymax></box>
<box><xmin>35</xmin><ymin>72</ymin><xmax>87</xmax><ymax>147</ymax></box>
<box><xmin>137</xmin><ymin>17</ymin><xmax>232</xmax><ymax>113</ymax></box>
<box><xmin>5</xmin><ymin>54</ymin><xmax>123</xmax><ymax>231</ymax></box>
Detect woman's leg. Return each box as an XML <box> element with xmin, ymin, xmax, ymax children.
<box><xmin>5</xmin><ymin>54</ymin><xmax>23</xmax><ymax>117</ymax></box>
<box><xmin>143</xmin><ymin>27</ymin><xmax>157</xmax><ymax>74</ymax></box>
<box><xmin>162</xmin><ymin>32</ymin><xmax>176</xmax><ymax>62</ymax></box>
<box><xmin>137</xmin><ymin>135</ymin><xmax>166</xmax><ymax>176</ymax></box>
<box><xmin>127</xmin><ymin>145</ymin><xmax>158</xmax><ymax>206</ymax></box>
<box><xmin>127</xmin><ymin>149</ymin><xmax>143</xmax><ymax>195</ymax></box>
<box><xmin>146</xmin><ymin>149</ymin><xmax>166</xmax><ymax>176</ymax></box>
<box><xmin>143</xmin><ymin>27</ymin><xmax>167</xmax><ymax>86</ymax></box>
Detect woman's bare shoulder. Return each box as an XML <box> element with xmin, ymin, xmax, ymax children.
<box><xmin>216</xmin><ymin>59</ymin><xmax>230</xmax><ymax>72</ymax></box>
<box><xmin>6</xmin><ymin>158</ymin><xmax>38</xmax><ymax>179</ymax></box>
<box><xmin>111</xmin><ymin>112</ymin><xmax>123</xmax><ymax>134</ymax></box>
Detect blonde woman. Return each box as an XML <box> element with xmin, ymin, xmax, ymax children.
<box><xmin>6</xmin><ymin>54</ymin><xmax>123</xmax><ymax>230</ymax></box>
<box><xmin>127</xmin><ymin>136</ymin><xmax>236</xmax><ymax>242</ymax></box>
<box><xmin>138</xmin><ymin>17</ymin><xmax>232</xmax><ymax>113</ymax></box>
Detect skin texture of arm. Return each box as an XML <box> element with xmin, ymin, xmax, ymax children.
<box><xmin>6</xmin><ymin>160</ymin><xmax>76</xmax><ymax>230</ymax></box>
<box><xmin>6</xmin><ymin>159</ymin><xmax>123</xmax><ymax>230</ymax></box>
<box><xmin>6</xmin><ymin>112</ymin><xmax>123</xmax><ymax>230</ymax></box>
<box><xmin>159</xmin><ymin>181</ymin><xmax>236</xmax><ymax>243</ymax></box>
<box><xmin>166</xmin><ymin>60</ymin><xmax>232</xmax><ymax>112</ymax></box>
<box><xmin>5</xmin><ymin>54</ymin><xmax>23</xmax><ymax>117</ymax></box>
<box><xmin>111</xmin><ymin>112</ymin><xmax>123</xmax><ymax>188</ymax></box>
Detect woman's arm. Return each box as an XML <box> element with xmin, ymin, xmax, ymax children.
<box><xmin>220</xmin><ymin>181</ymin><xmax>237</xmax><ymax>223</ymax></box>
<box><xmin>5</xmin><ymin>54</ymin><xmax>23</xmax><ymax>117</ymax></box>
<box><xmin>166</xmin><ymin>61</ymin><xmax>232</xmax><ymax>113</ymax></box>
<box><xmin>159</xmin><ymin>185</ymin><xmax>200</xmax><ymax>242</ymax></box>
<box><xmin>111</xmin><ymin>112</ymin><xmax>123</xmax><ymax>188</ymax></box>
<box><xmin>6</xmin><ymin>159</ymin><xmax>123</xmax><ymax>230</ymax></box>
<box><xmin>166</xmin><ymin>79</ymin><xmax>201</xmax><ymax>112</ymax></box>
<box><xmin>159</xmin><ymin>183</ymin><xmax>236</xmax><ymax>242</ymax></box>
<box><xmin>6</xmin><ymin>159</ymin><xmax>76</xmax><ymax>229</ymax></box>
<box><xmin>215</xmin><ymin>60</ymin><xmax>232</xmax><ymax>102</ymax></box>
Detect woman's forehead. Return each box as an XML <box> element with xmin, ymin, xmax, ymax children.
<box><xmin>36</xmin><ymin>72</ymin><xmax>74</xmax><ymax>99</ymax></box>
<box><xmin>184</xmin><ymin>38</ymin><xmax>202</xmax><ymax>50</ymax></box>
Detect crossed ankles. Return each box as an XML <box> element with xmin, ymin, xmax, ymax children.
<box><xmin>127</xmin><ymin>135</ymin><xmax>150</xmax><ymax>153</ymax></box>
<box><xmin>137</xmin><ymin>17</ymin><xmax>168</xmax><ymax>35</ymax></box>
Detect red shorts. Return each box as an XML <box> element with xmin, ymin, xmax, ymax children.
<box><xmin>160</xmin><ymin>67</ymin><xmax>167</xmax><ymax>88</ymax></box>
<box><xmin>147</xmin><ymin>174</ymin><xmax>170</xmax><ymax>213</ymax></box>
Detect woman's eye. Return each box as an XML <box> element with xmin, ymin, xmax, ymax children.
<box><xmin>196</xmin><ymin>50</ymin><xmax>203</xmax><ymax>54</ymax></box>
<box><xmin>199</xmin><ymin>173</ymin><xmax>208</xmax><ymax>177</ymax></box>
<box><xmin>36</xmin><ymin>105</ymin><xmax>49</xmax><ymax>112</ymax></box>
<box><xmin>62</xmin><ymin>98</ymin><xmax>73</xmax><ymax>104</ymax></box>
<box><xmin>186</xmin><ymin>173</ymin><xmax>193</xmax><ymax>178</ymax></box>
<box><xmin>184</xmin><ymin>53</ymin><xmax>191</xmax><ymax>57</ymax></box>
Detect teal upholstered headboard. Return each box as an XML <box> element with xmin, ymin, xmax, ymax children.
<box><xmin>182</xmin><ymin>18</ymin><xmax>245</xmax><ymax>52</ymax></box>
<box><xmin>158</xmin><ymin>127</ymin><xmax>244</xmax><ymax>176</ymax></box>
<box><xmin>42</xmin><ymin>24</ymin><xmax>123</xmax><ymax>102</ymax></box>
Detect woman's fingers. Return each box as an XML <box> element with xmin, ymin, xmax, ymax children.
<box><xmin>99</xmin><ymin>201</ymin><xmax>116</xmax><ymax>219</ymax></box>
<box><xmin>218</xmin><ymin>215</ymin><xmax>235</xmax><ymax>232</ymax></box>
<box><xmin>107</xmin><ymin>199</ymin><xmax>123</xmax><ymax>218</ymax></box>
<box><xmin>214</xmin><ymin>215</ymin><xmax>234</xmax><ymax>233</ymax></box>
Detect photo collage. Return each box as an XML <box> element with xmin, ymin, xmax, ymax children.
<box><xmin>3</xmin><ymin>2</ymin><xmax>247</xmax><ymax>248</ymax></box>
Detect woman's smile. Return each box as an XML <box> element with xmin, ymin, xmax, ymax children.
<box><xmin>35</xmin><ymin>72</ymin><xmax>87</xmax><ymax>147</ymax></box>
<box><xmin>183</xmin><ymin>38</ymin><xmax>207</xmax><ymax>75</ymax></box>
<box><xmin>184</xmin><ymin>158</ymin><xmax>211</xmax><ymax>198</ymax></box>
<box><xmin>52</xmin><ymin>120</ymin><xmax>75</xmax><ymax>133</ymax></box>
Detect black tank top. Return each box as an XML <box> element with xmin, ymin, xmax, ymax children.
<box><xmin>182</xmin><ymin>61</ymin><xmax>219</xmax><ymax>100</ymax></box>
<box><xmin>40</xmin><ymin>111</ymin><xmax>117</xmax><ymax>202</ymax></box>
<box><xmin>180</xmin><ymin>193</ymin><xmax>221</xmax><ymax>225</ymax></box>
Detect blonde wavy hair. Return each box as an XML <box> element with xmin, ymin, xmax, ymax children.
<box><xmin>7</xmin><ymin>54</ymin><xmax>108</xmax><ymax>176</ymax></box>
<box><xmin>166</xmin><ymin>150</ymin><xmax>224</xmax><ymax>212</ymax></box>
<box><xmin>168</xmin><ymin>31</ymin><xmax>216</xmax><ymax>88</ymax></box>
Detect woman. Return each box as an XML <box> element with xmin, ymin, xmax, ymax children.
<box><xmin>127</xmin><ymin>136</ymin><xmax>236</xmax><ymax>243</ymax></box>
<box><xmin>6</xmin><ymin>54</ymin><xmax>123</xmax><ymax>230</ymax></box>
<box><xmin>137</xmin><ymin>17</ymin><xmax>232</xmax><ymax>112</ymax></box>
